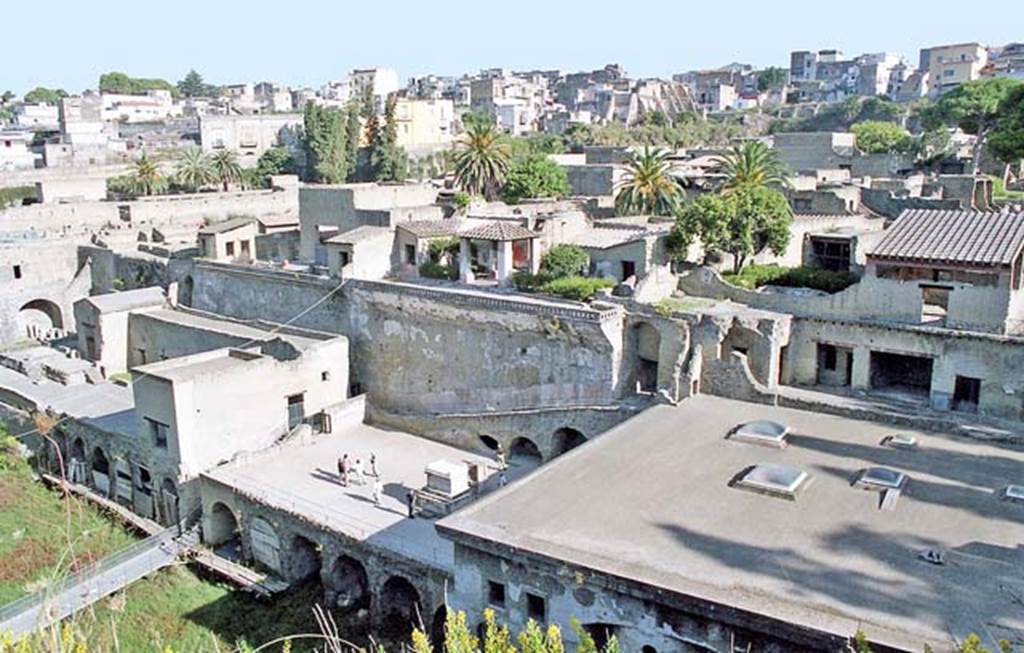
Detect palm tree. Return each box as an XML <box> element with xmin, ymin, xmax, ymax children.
<box><xmin>175</xmin><ymin>147</ymin><xmax>213</xmax><ymax>191</ymax></box>
<box><xmin>712</xmin><ymin>141</ymin><xmax>790</xmax><ymax>194</ymax></box>
<box><xmin>209</xmin><ymin>150</ymin><xmax>242</xmax><ymax>191</ymax></box>
<box><xmin>614</xmin><ymin>146</ymin><xmax>685</xmax><ymax>216</ymax></box>
<box><xmin>129</xmin><ymin>153</ymin><xmax>167</xmax><ymax>197</ymax></box>
<box><xmin>453</xmin><ymin>122</ymin><xmax>510</xmax><ymax>200</ymax></box>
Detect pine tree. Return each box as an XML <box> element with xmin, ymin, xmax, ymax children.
<box><xmin>302</xmin><ymin>103</ymin><xmax>348</xmax><ymax>183</ymax></box>
<box><xmin>344</xmin><ymin>101</ymin><xmax>361</xmax><ymax>182</ymax></box>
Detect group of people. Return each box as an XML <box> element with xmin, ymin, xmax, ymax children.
<box><xmin>337</xmin><ymin>453</ymin><xmax>384</xmax><ymax>506</ymax></box>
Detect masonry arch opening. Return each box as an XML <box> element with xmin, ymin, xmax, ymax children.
<box><xmin>552</xmin><ymin>427</ymin><xmax>587</xmax><ymax>456</ymax></box>
<box><xmin>19</xmin><ymin>299</ymin><xmax>63</xmax><ymax>336</ymax></box>
<box><xmin>510</xmin><ymin>436</ymin><xmax>542</xmax><ymax>465</ymax></box>
<box><xmin>634</xmin><ymin>322</ymin><xmax>660</xmax><ymax>394</ymax></box>
<box><xmin>288</xmin><ymin>534</ymin><xmax>322</xmax><ymax>583</ymax></box>
<box><xmin>205</xmin><ymin>502</ymin><xmax>241</xmax><ymax>559</ymax></box>
<box><xmin>250</xmin><ymin>516</ymin><xmax>282</xmax><ymax>574</ymax></box>
<box><xmin>330</xmin><ymin>555</ymin><xmax>369</xmax><ymax>613</ymax></box>
<box><xmin>380</xmin><ymin>575</ymin><xmax>421</xmax><ymax>636</ymax></box>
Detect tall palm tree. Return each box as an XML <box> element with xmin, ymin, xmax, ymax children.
<box><xmin>712</xmin><ymin>141</ymin><xmax>790</xmax><ymax>194</ymax></box>
<box><xmin>614</xmin><ymin>146</ymin><xmax>685</xmax><ymax>216</ymax></box>
<box><xmin>453</xmin><ymin>122</ymin><xmax>510</xmax><ymax>200</ymax></box>
<box><xmin>129</xmin><ymin>153</ymin><xmax>167</xmax><ymax>197</ymax></box>
<box><xmin>209</xmin><ymin>150</ymin><xmax>242</xmax><ymax>191</ymax></box>
<box><xmin>175</xmin><ymin>147</ymin><xmax>213</xmax><ymax>191</ymax></box>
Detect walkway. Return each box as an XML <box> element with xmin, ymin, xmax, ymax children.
<box><xmin>0</xmin><ymin>528</ymin><xmax>189</xmax><ymax>640</ymax></box>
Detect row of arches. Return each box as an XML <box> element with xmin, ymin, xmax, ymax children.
<box><xmin>476</xmin><ymin>427</ymin><xmax>588</xmax><ymax>465</ymax></box>
<box><xmin>203</xmin><ymin>501</ymin><xmax>439</xmax><ymax>637</ymax></box>
<box><xmin>65</xmin><ymin>435</ymin><xmax>179</xmax><ymax>525</ymax></box>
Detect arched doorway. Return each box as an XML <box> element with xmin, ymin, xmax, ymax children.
<box><xmin>158</xmin><ymin>479</ymin><xmax>179</xmax><ymax>526</ymax></box>
<box><xmin>250</xmin><ymin>516</ymin><xmax>282</xmax><ymax>573</ymax></box>
<box><xmin>552</xmin><ymin>428</ymin><xmax>587</xmax><ymax>456</ymax></box>
<box><xmin>634</xmin><ymin>322</ymin><xmax>661</xmax><ymax>394</ymax></box>
<box><xmin>330</xmin><ymin>555</ymin><xmax>369</xmax><ymax>612</ymax></box>
<box><xmin>19</xmin><ymin>299</ymin><xmax>63</xmax><ymax>337</ymax></box>
<box><xmin>205</xmin><ymin>502</ymin><xmax>241</xmax><ymax>559</ymax></box>
<box><xmin>510</xmin><ymin>437</ymin><xmax>542</xmax><ymax>465</ymax></box>
<box><xmin>91</xmin><ymin>447</ymin><xmax>111</xmax><ymax>496</ymax></box>
<box><xmin>288</xmin><ymin>534</ymin><xmax>322</xmax><ymax>583</ymax></box>
<box><xmin>380</xmin><ymin>576</ymin><xmax>421</xmax><ymax>637</ymax></box>
<box><xmin>582</xmin><ymin>623</ymin><xmax>619</xmax><ymax>651</ymax></box>
<box><xmin>68</xmin><ymin>438</ymin><xmax>87</xmax><ymax>484</ymax></box>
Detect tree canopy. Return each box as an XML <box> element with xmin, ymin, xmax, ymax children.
<box><xmin>99</xmin><ymin>71</ymin><xmax>177</xmax><ymax>96</ymax></box>
<box><xmin>850</xmin><ymin>120</ymin><xmax>913</xmax><ymax>154</ymax></box>
<box><xmin>669</xmin><ymin>185</ymin><xmax>792</xmax><ymax>273</ymax></box>
<box><xmin>23</xmin><ymin>87</ymin><xmax>67</xmax><ymax>105</ymax></box>
<box><xmin>453</xmin><ymin>122</ymin><xmax>511</xmax><ymax>200</ymax></box>
<box><xmin>757</xmin><ymin>67</ymin><xmax>788</xmax><ymax>92</ymax></box>
<box><xmin>989</xmin><ymin>84</ymin><xmax>1024</xmax><ymax>165</ymax></box>
<box><xmin>369</xmin><ymin>95</ymin><xmax>408</xmax><ymax>181</ymax></box>
<box><xmin>176</xmin><ymin>69</ymin><xmax>218</xmax><ymax>98</ymax></box>
<box><xmin>302</xmin><ymin>102</ymin><xmax>349</xmax><ymax>183</ymax></box>
<box><xmin>502</xmin><ymin>154</ymin><xmax>571</xmax><ymax>203</ymax></box>
<box><xmin>713</xmin><ymin>141</ymin><xmax>790</xmax><ymax>194</ymax></box>
<box><xmin>922</xmin><ymin>77</ymin><xmax>1024</xmax><ymax>173</ymax></box>
<box><xmin>614</xmin><ymin>146</ymin><xmax>684</xmax><ymax>216</ymax></box>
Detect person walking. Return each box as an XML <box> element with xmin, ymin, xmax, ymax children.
<box><xmin>406</xmin><ymin>490</ymin><xmax>415</xmax><ymax>518</ymax></box>
<box><xmin>369</xmin><ymin>454</ymin><xmax>379</xmax><ymax>478</ymax></box>
<box><xmin>337</xmin><ymin>454</ymin><xmax>349</xmax><ymax>487</ymax></box>
<box><xmin>354</xmin><ymin>459</ymin><xmax>366</xmax><ymax>486</ymax></box>
<box><xmin>372</xmin><ymin>477</ymin><xmax>383</xmax><ymax>507</ymax></box>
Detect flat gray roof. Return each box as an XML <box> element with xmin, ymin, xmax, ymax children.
<box><xmin>138</xmin><ymin>308</ymin><xmax>331</xmax><ymax>351</ymax></box>
<box><xmin>439</xmin><ymin>395</ymin><xmax>1024</xmax><ymax>651</ymax></box>
<box><xmin>85</xmin><ymin>287</ymin><xmax>165</xmax><ymax>314</ymax></box>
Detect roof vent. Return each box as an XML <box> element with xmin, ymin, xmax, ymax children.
<box><xmin>729</xmin><ymin>420</ymin><xmax>790</xmax><ymax>448</ymax></box>
<box><xmin>733</xmin><ymin>463</ymin><xmax>809</xmax><ymax>500</ymax></box>
<box><xmin>1001</xmin><ymin>485</ymin><xmax>1024</xmax><ymax>504</ymax></box>
<box><xmin>856</xmin><ymin>466</ymin><xmax>907</xmax><ymax>491</ymax></box>
<box><xmin>880</xmin><ymin>434</ymin><xmax>918</xmax><ymax>450</ymax></box>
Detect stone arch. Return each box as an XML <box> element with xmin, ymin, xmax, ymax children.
<box><xmin>510</xmin><ymin>436</ymin><xmax>542</xmax><ymax>464</ymax></box>
<box><xmin>633</xmin><ymin>322</ymin><xmax>661</xmax><ymax>394</ymax></box>
<box><xmin>478</xmin><ymin>434</ymin><xmax>499</xmax><ymax>452</ymax></box>
<box><xmin>249</xmin><ymin>516</ymin><xmax>282</xmax><ymax>573</ymax></box>
<box><xmin>91</xmin><ymin>446</ymin><xmax>110</xmax><ymax>474</ymax></box>
<box><xmin>19</xmin><ymin>299</ymin><xmax>64</xmax><ymax>335</ymax></box>
<box><xmin>641</xmin><ymin>646</ymin><xmax>657</xmax><ymax>653</ymax></box>
<box><xmin>287</xmin><ymin>534</ymin><xmax>322</xmax><ymax>583</ymax></box>
<box><xmin>329</xmin><ymin>554</ymin><xmax>370</xmax><ymax>612</ymax></box>
<box><xmin>69</xmin><ymin>437</ymin><xmax>86</xmax><ymax>463</ymax></box>
<box><xmin>551</xmin><ymin>427</ymin><xmax>587</xmax><ymax>456</ymax></box>
<box><xmin>379</xmin><ymin>575</ymin><xmax>421</xmax><ymax>636</ymax></box>
<box><xmin>205</xmin><ymin>502</ymin><xmax>241</xmax><ymax>552</ymax></box>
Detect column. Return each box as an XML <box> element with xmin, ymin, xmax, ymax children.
<box><xmin>850</xmin><ymin>346</ymin><xmax>870</xmax><ymax>389</ymax></box>
<box><xmin>459</xmin><ymin>238</ymin><xmax>475</xmax><ymax>283</ymax></box>
<box><xmin>496</xmin><ymin>240</ymin><xmax>514</xmax><ymax>285</ymax></box>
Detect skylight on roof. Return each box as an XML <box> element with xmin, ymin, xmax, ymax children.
<box><xmin>857</xmin><ymin>467</ymin><xmax>907</xmax><ymax>491</ymax></box>
<box><xmin>1002</xmin><ymin>485</ymin><xmax>1024</xmax><ymax>504</ymax></box>
<box><xmin>880</xmin><ymin>434</ymin><xmax>918</xmax><ymax>450</ymax></box>
<box><xmin>734</xmin><ymin>463</ymin><xmax>809</xmax><ymax>500</ymax></box>
<box><xmin>729</xmin><ymin>420</ymin><xmax>790</xmax><ymax>448</ymax></box>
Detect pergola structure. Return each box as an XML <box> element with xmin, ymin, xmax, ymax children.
<box><xmin>458</xmin><ymin>222</ymin><xmax>540</xmax><ymax>286</ymax></box>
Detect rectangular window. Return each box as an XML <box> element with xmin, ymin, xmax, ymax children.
<box><xmin>13</xmin><ymin>265</ymin><xmax>22</xmax><ymax>279</ymax></box>
<box><xmin>146</xmin><ymin>417</ymin><xmax>169</xmax><ymax>448</ymax></box>
<box><xmin>526</xmin><ymin>593</ymin><xmax>546</xmax><ymax>622</ymax></box>
<box><xmin>321</xmin><ymin>371</ymin><xmax>331</xmax><ymax>382</ymax></box>
<box><xmin>226</xmin><ymin>241</ymin><xmax>235</xmax><ymax>257</ymax></box>
<box><xmin>287</xmin><ymin>393</ymin><xmax>305</xmax><ymax>429</ymax></box>
<box><xmin>404</xmin><ymin>243</ymin><xmax>417</xmax><ymax>265</ymax></box>
<box><xmin>487</xmin><ymin>580</ymin><xmax>506</xmax><ymax>608</ymax></box>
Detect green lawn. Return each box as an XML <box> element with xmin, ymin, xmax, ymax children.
<box><xmin>0</xmin><ymin>452</ymin><xmax>138</xmax><ymax>605</ymax></box>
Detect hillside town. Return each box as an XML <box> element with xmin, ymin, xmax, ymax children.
<box><xmin>1</xmin><ymin>30</ymin><xmax>1023</xmax><ymax>653</ymax></box>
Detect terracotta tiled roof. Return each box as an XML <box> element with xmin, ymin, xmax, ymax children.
<box><xmin>460</xmin><ymin>222</ymin><xmax>538</xmax><ymax>241</ymax></box>
<box><xmin>396</xmin><ymin>220</ymin><xmax>463</xmax><ymax>238</ymax></box>
<box><xmin>869</xmin><ymin>209</ymin><xmax>1024</xmax><ymax>267</ymax></box>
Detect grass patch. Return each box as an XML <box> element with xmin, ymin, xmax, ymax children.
<box><xmin>512</xmin><ymin>272</ymin><xmax>615</xmax><ymax>301</ymax></box>
<box><xmin>654</xmin><ymin>296</ymin><xmax>720</xmax><ymax>315</ymax></box>
<box><xmin>722</xmin><ymin>264</ymin><xmax>858</xmax><ymax>294</ymax></box>
<box><xmin>0</xmin><ymin>450</ymin><xmax>138</xmax><ymax>605</ymax></box>
<box><xmin>990</xmin><ymin>175</ymin><xmax>1024</xmax><ymax>201</ymax></box>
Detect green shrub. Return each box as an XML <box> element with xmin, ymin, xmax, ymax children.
<box><xmin>540</xmin><ymin>244</ymin><xmax>589</xmax><ymax>279</ymax></box>
<box><xmin>453</xmin><ymin>191</ymin><xmax>472</xmax><ymax>210</ymax></box>
<box><xmin>427</xmin><ymin>236</ymin><xmax>461</xmax><ymax>262</ymax></box>
<box><xmin>0</xmin><ymin>185</ymin><xmax>37</xmax><ymax>207</ymax></box>
<box><xmin>722</xmin><ymin>264</ymin><xmax>858</xmax><ymax>293</ymax></box>
<box><xmin>419</xmin><ymin>261</ymin><xmax>459</xmax><ymax>280</ymax></box>
<box><xmin>538</xmin><ymin>275</ymin><xmax>615</xmax><ymax>301</ymax></box>
<box><xmin>512</xmin><ymin>271</ymin><xmax>550</xmax><ymax>292</ymax></box>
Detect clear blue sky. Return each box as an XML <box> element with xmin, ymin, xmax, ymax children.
<box><xmin>3</xmin><ymin>0</ymin><xmax>1021</xmax><ymax>95</ymax></box>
